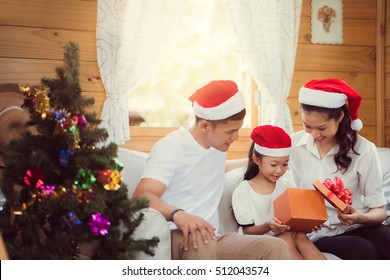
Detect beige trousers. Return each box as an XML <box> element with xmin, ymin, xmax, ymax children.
<box><xmin>171</xmin><ymin>230</ymin><xmax>291</xmax><ymax>260</ymax></box>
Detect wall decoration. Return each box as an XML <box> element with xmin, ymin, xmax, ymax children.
<box><xmin>311</xmin><ymin>0</ymin><xmax>343</xmax><ymax>44</ymax></box>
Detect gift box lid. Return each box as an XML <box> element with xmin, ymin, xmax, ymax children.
<box><xmin>312</xmin><ymin>180</ymin><xmax>350</xmax><ymax>214</ymax></box>
<box><xmin>273</xmin><ymin>188</ymin><xmax>327</xmax><ymax>233</ymax></box>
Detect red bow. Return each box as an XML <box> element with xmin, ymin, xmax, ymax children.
<box><xmin>323</xmin><ymin>176</ymin><xmax>352</xmax><ymax>205</ymax></box>
<box><xmin>24</xmin><ymin>167</ymin><xmax>45</xmax><ymax>188</ymax></box>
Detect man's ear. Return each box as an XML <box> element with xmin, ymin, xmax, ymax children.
<box><xmin>199</xmin><ymin>120</ymin><xmax>210</xmax><ymax>131</ymax></box>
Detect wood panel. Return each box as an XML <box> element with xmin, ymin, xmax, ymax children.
<box><xmin>0</xmin><ymin>0</ymin><xmax>97</xmax><ymax>31</ymax></box>
<box><xmin>299</xmin><ymin>16</ymin><xmax>376</xmax><ymax>46</ymax></box>
<box><xmin>0</xmin><ymin>26</ymin><xmax>97</xmax><ymax>62</ymax></box>
<box><xmin>295</xmin><ymin>45</ymin><xmax>376</xmax><ymax>72</ymax></box>
<box><xmin>290</xmin><ymin>71</ymin><xmax>376</xmax><ymax>99</ymax></box>
<box><xmin>386</xmin><ymin>99</ymin><xmax>390</xmax><ymax>126</ymax></box>
<box><xmin>387</xmin><ymin>0</ymin><xmax>390</xmax><ymax>47</ymax></box>
<box><xmin>0</xmin><ymin>58</ymin><xmax>104</xmax><ymax>93</ymax></box>
<box><xmin>301</xmin><ymin>0</ymin><xmax>376</xmax><ymax>19</ymax></box>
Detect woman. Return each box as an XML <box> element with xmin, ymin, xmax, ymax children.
<box><xmin>289</xmin><ymin>78</ymin><xmax>390</xmax><ymax>259</ymax></box>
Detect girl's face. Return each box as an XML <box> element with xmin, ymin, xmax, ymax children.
<box><xmin>301</xmin><ymin>110</ymin><xmax>343</xmax><ymax>147</ymax></box>
<box><xmin>255</xmin><ymin>155</ymin><xmax>289</xmax><ymax>183</ymax></box>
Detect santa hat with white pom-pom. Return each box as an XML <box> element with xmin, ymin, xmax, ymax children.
<box><xmin>298</xmin><ymin>78</ymin><xmax>363</xmax><ymax>131</ymax></box>
<box><xmin>188</xmin><ymin>80</ymin><xmax>245</xmax><ymax>121</ymax></box>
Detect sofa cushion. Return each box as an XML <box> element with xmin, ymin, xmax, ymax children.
<box><xmin>382</xmin><ymin>171</ymin><xmax>390</xmax><ymax>225</ymax></box>
<box><xmin>218</xmin><ymin>167</ymin><xmax>245</xmax><ymax>234</ymax></box>
<box><xmin>117</xmin><ymin>147</ymin><xmax>147</xmax><ymax>198</ymax></box>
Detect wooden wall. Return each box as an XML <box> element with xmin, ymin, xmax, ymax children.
<box><xmin>0</xmin><ymin>0</ymin><xmax>105</xmax><ymax>113</ymax></box>
<box><xmin>292</xmin><ymin>0</ymin><xmax>378</xmax><ymax>143</ymax></box>
<box><xmin>0</xmin><ymin>0</ymin><xmax>387</xmax><ymax>159</ymax></box>
<box><xmin>386</xmin><ymin>0</ymin><xmax>390</xmax><ymax>147</ymax></box>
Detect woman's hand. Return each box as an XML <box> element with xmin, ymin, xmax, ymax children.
<box><xmin>311</xmin><ymin>224</ymin><xmax>323</xmax><ymax>232</ymax></box>
<box><xmin>270</xmin><ymin>217</ymin><xmax>290</xmax><ymax>235</ymax></box>
<box><xmin>172</xmin><ymin>211</ymin><xmax>216</xmax><ymax>251</ymax></box>
<box><xmin>338</xmin><ymin>205</ymin><xmax>386</xmax><ymax>226</ymax></box>
<box><xmin>337</xmin><ymin>205</ymin><xmax>361</xmax><ymax>225</ymax></box>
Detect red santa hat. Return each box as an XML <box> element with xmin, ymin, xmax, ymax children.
<box><xmin>188</xmin><ymin>80</ymin><xmax>245</xmax><ymax>120</ymax></box>
<box><xmin>298</xmin><ymin>78</ymin><xmax>363</xmax><ymax>131</ymax></box>
<box><xmin>251</xmin><ymin>125</ymin><xmax>291</xmax><ymax>157</ymax></box>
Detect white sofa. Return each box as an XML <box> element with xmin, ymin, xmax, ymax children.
<box><xmin>117</xmin><ymin>147</ymin><xmax>390</xmax><ymax>260</ymax></box>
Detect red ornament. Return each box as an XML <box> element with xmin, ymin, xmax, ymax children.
<box><xmin>24</xmin><ymin>167</ymin><xmax>45</xmax><ymax>188</ymax></box>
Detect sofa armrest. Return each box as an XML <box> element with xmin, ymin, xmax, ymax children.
<box><xmin>133</xmin><ymin>208</ymin><xmax>171</xmax><ymax>260</ymax></box>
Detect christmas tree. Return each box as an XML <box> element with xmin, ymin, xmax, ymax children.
<box><xmin>0</xmin><ymin>42</ymin><xmax>158</xmax><ymax>259</ymax></box>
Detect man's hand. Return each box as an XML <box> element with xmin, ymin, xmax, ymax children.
<box><xmin>172</xmin><ymin>211</ymin><xmax>216</xmax><ymax>251</ymax></box>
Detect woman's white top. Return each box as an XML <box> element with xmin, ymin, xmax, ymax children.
<box><xmin>289</xmin><ymin>130</ymin><xmax>385</xmax><ymax>242</ymax></box>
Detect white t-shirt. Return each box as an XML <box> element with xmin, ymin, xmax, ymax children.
<box><xmin>289</xmin><ymin>130</ymin><xmax>386</xmax><ymax>241</ymax></box>
<box><xmin>141</xmin><ymin>127</ymin><xmax>226</xmax><ymax>230</ymax></box>
<box><xmin>232</xmin><ymin>175</ymin><xmax>292</xmax><ymax>234</ymax></box>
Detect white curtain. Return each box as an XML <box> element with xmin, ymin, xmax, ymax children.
<box><xmin>227</xmin><ymin>0</ymin><xmax>302</xmax><ymax>134</ymax></box>
<box><xmin>96</xmin><ymin>0</ymin><xmax>186</xmax><ymax>144</ymax></box>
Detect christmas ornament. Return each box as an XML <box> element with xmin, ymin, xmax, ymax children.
<box><xmin>88</xmin><ymin>212</ymin><xmax>110</xmax><ymax>236</ymax></box>
<box><xmin>68</xmin><ymin>241</ymin><xmax>80</xmax><ymax>260</ymax></box>
<box><xmin>0</xmin><ymin>191</ymin><xmax>6</xmax><ymax>211</ymax></box>
<box><xmin>37</xmin><ymin>185</ymin><xmax>56</xmax><ymax>196</ymax></box>
<box><xmin>59</xmin><ymin>212</ymin><xmax>81</xmax><ymax>231</ymax></box>
<box><xmin>74</xmin><ymin>169</ymin><xmax>96</xmax><ymax>189</ymax></box>
<box><xmin>76</xmin><ymin>114</ymin><xmax>88</xmax><ymax>128</ymax></box>
<box><xmin>24</xmin><ymin>167</ymin><xmax>45</xmax><ymax>188</ymax></box>
<box><xmin>59</xmin><ymin>150</ymin><xmax>74</xmax><ymax>168</ymax></box>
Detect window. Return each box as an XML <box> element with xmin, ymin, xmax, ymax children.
<box><xmin>128</xmin><ymin>0</ymin><xmax>253</xmax><ymax>128</ymax></box>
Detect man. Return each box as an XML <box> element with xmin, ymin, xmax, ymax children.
<box><xmin>133</xmin><ymin>80</ymin><xmax>290</xmax><ymax>260</ymax></box>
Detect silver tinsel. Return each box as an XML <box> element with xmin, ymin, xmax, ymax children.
<box><xmin>0</xmin><ymin>191</ymin><xmax>6</xmax><ymax>211</ymax></box>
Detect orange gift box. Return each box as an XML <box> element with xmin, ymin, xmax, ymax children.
<box><xmin>273</xmin><ymin>188</ymin><xmax>327</xmax><ymax>233</ymax></box>
<box><xmin>312</xmin><ymin>180</ymin><xmax>350</xmax><ymax>214</ymax></box>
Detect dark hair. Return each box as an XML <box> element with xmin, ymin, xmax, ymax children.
<box><xmin>301</xmin><ymin>103</ymin><xmax>359</xmax><ymax>173</ymax></box>
<box><xmin>243</xmin><ymin>142</ymin><xmax>262</xmax><ymax>180</ymax></box>
<box><xmin>195</xmin><ymin>109</ymin><xmax>246</xmax><ymax>127</ymax></box>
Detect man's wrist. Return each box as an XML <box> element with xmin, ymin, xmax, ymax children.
<box><xmin>168</xmin><ymin>208</ymin><xmax>184</xmax><ymax>222</ymax></box>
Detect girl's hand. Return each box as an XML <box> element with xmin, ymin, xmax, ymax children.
<box><xmin>270</xmin><ymin>217</ymin><xmax>290</xmax><ymax>235</ymax></box>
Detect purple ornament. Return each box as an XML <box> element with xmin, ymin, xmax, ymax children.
<box><xmin>88</xmin><ymin>212</ymin><xmax>110</xmax><ymax>236</ymax></box>
<box><xmin>77</xmin><ymin>114</ymin><xmax>88</xmax><ymax>128</ymax></box>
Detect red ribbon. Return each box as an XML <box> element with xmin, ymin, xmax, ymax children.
<box><xmin>322</xmin><ymin>176</ymin><xmax>353</xmax><ymax>205</ymax></box>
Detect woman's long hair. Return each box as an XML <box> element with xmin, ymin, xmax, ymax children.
<box><xmin>301</xmin><ymin>103</ymin><xmax>359</xmax><ymax>173</ymax></box>
<box><xmin>243</xmin><ymin>142</ymin><xmax>262</xmax><ymax>180</ymax></box>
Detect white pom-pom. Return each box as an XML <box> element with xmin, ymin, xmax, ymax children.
<box><xmin>351</xmin><ymin>119</ymin><xmax>363</xmax><ymax>131</ymax></box>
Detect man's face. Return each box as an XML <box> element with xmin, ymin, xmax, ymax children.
<box><xmin>204</xmin><ymin>119</ymin><xmax>244</xmax><ymax>152</ymax></box>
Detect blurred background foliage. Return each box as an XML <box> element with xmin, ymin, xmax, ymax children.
<box><xmin>128</xmin><ymin>0</ymin><xmax>240</xmax><ymax>127</ymax></box>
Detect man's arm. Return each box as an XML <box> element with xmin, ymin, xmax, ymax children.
<box><xmin>132</xmin><ymin>178</ymin><xmax>175</xmax><ymax>221</ymax></box>
<box><xmin>132</xmin><ymin>178</ymin><xmax>216</xmax><ymax>251</ymax></box>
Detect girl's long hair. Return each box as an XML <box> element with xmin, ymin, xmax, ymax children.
<box><xmin>301</xmin><ymin>103</ymin><xmax>359</xmax><ymax>173</ymax></box>
<box><xmin>244</xmin><ymin>142</ymin><xmax>262</xmax><ymax>180</ymax></box>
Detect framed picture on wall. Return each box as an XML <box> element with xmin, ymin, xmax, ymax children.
<box><xmin>311</xmin><ymin>0</ymin><xmax>343</xmax><ymax>44</ymax></box>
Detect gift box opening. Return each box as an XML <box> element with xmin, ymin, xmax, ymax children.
<box><xmin>273</xmin><ymin>188</ymin><xmax>327</xmax><ymax>233</ymax></box>
<box><xmin>312</xmin><ymin>180</ymin><xmax>350</xmax><ymax>214</ymax></box>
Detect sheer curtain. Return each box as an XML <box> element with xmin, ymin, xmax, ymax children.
<box><xmin>96</xmin><ymin>0</ymin><xmax>186</xmax><ymax>144</ymax></box>
<box><xmin>227</xmin><ymin>0</ymin><xmax>302</xmax><ymax>134</ymax></box>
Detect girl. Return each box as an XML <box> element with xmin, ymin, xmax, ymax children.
<box><xmin>290</xmin><ymin>78</ymin><xmax>390</xmax><ymax>259</ymax></box>
<box><xmin>232</xmin><ymin>125</ymin><xmax>326</xmax><ymax>260</ymax></box>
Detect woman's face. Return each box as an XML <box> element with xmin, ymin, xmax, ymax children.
<box><xmin>301</xmin><ymin>110</ymin><xmax>343</xmax><ymax>147</ymax></box>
